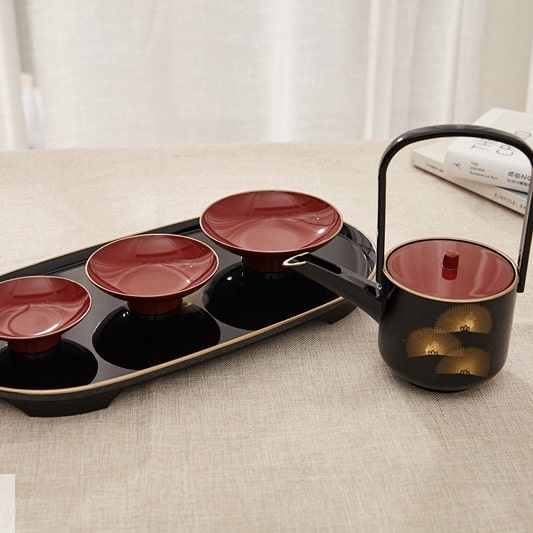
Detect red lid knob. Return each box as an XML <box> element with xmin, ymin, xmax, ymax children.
<box><xmin>442</xmin><ymin>250</ymin><xmax>459</xmax><ymax>270</ymax></box>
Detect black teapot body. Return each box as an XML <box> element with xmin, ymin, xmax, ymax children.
<box><xmin>285</xmin><ymin>125</ymin><xmax>533</xmax><ymax>391</ymax></box>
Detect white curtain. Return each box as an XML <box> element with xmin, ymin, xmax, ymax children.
<box><xmin>0</xmin><ymin>0</ymin><xmax>492</xmax><ymax>149</ymax></box>
<box><xmin>0</xmin><ymin>0</ymin><xmax>27</xmax><ymax>149</ymax></box>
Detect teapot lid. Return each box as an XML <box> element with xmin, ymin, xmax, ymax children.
<box><xmin>384</xmin><ymin>238</ymin><xmax>517</xmax><ymax>300</ymax></box>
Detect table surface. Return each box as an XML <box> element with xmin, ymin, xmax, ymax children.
<box><xmin>0</xmin><ymin>141</ymin><xmax>532</xmax><ymax>532</ymax></box>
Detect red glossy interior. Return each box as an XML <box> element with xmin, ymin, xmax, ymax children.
<box><xmin>385</xmin><ymin>239</ymin><xmax>517</xmax><ymax>299</ymax></box>
<box><xmin>0</xmin><ymin>276</ymin><xmax>91</xmax><ymax>353</ymax></box>
<box><xmin>86</xmin><ymin>234</ymin><xmax>218</xmax><ymax>314</ymax></box>
<box><xmin>200</xmin><ymin>190</ymin><xmax>343</xmax><ymax>271</ymax></box>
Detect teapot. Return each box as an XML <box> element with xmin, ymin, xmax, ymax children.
<box><xmin>284</xmin><ymin>125</ymin><xmax>533</xmax><ymax>391</ymax></box>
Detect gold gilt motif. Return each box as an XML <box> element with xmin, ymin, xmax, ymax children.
<box><xmin>406</xmin><ymin>327</ymin><xmax>461</xmax><ymax>357</ymax></box>
<box><xmin>435</xmin><ymin>304</ymin><xmax>492</xmax><ymax>334</ymax></box>
<box><xmin>435</xmin><ymin>348</ymin><xmax>490</xmax><ymax>377</ymax></box>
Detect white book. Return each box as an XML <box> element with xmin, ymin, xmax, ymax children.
<box><xmin>443</xmin><ymin>108</ymin><xmax>532</xmax><ymax>192</ymax></box>
<box><xmin>412</xmin><ymin>139</ymin><xmax>527</xmax><ymax>215</ymax></box>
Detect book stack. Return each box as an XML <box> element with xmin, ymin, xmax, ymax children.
<box><xmin>411</xmin><ymin>108</ymin><xmax>531</xmax><ymax>215</ymax></box>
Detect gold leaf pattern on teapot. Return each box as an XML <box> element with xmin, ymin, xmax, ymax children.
<box><xmin>404</xmin><ymin>303</ymin><xmax>495</xmax><ymax>379</ymax></box>
<box><xmin>406</xmin><ymin>327</ymin><xmax>461</xmax><ymax>357</ymax></box>
<box><xmin>435</xmin><ymin>304</ymin><xmax>492</xmax><ymax>334</ymax></box>
<box><xmin>435</xmin><ymin>348</ymin><xmax>490</xmax><ymax>377</ymax></box>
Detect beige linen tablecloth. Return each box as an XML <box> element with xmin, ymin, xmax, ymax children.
<box><xmin>0</xmin><ymin>142</ymin><xmax>532</xmax><ymax>532</ymax></box>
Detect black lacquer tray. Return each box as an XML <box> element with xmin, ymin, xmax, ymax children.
<box><xmin>0</xmin><ymin>218</ymin><xmax>375</xmax><ymax>417</ymax></box>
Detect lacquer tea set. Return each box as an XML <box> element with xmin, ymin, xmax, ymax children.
<box><xmin>1</xmin><ymin>125</ymin><xmax>532</xmax><ymax>416</ymax></box>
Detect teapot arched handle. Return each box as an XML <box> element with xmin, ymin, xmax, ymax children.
<box><xmin>376</xmin><ymin>124</ymin><xmax>533</xmax><ymax>293</ymax></box>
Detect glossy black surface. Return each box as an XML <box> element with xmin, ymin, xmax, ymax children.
<box><xmin>204</xmin><ymin>266</ymin><xmax>336</xmax><ymax>330</ymax></box>
<box><xmin>93</xmin><ymin>304</ymin><xmax>221</xmax><ymax>370</ymax></box>
<box><xmin>203</xmin><ymin>225</ymin><xmax>370</xmax><ymax>330</ymax></box>
<box><xmin>0</xmin><ymin>340</ymin><xmax>98</xmax><ymax>390</ymax></box>
<box><xmin>0</xmin><ymin>219</ymin><xmax>375</xmax><ymax>416</ymax></box>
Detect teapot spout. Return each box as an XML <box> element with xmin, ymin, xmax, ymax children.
<box><xmin>283</xmin><ymin>254</ymin><xmax>385</xmax><ymax>322</ymax></box>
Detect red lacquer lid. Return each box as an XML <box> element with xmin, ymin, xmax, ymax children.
<box><xmin>384</xmin><ymin>239</ymin><xmax>517</xmax><ymax>300</ymax></box>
